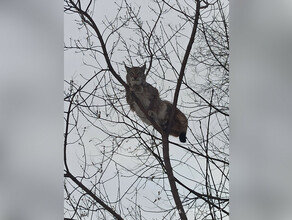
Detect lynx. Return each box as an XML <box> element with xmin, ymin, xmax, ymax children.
<box><xmin>125</xmin><ymin>63</ymin><xmax>188</xmax><ymax>142</ymax></box>
<box><xmin>125</xmin><ymin>63</ymin><xmax>161</xmax><ymax>125</ymax></box>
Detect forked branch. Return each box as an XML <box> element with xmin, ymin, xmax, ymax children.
<box><xmin>162</xmin><ymin>1</ymin><xmax>201</xmax><ymax>219</ymax></box>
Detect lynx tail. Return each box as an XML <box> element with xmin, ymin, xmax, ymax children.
<box><xmin>179</xmin><ymin>132</ymin><xmax>186</xmax><ymax>143</ymax></box>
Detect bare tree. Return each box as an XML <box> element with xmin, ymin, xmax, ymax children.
<box><xmin>64</xmin><ymin>0</ymin><xmax>229</xmax><ymax>219</ymax></box>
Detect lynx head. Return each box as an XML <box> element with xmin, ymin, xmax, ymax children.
<box><xmin>125</xmin><ymin>63</ymin><xmax>146</xmax><ymax>87</ymax></box>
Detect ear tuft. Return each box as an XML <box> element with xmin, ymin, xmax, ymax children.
<box><xmin>141</xmin><ymin>62</ymin><xmax>146</xmax><ymax>72</ymax></box>
<box><xmin>124</xmin><ymin>63</ymin><xmax>129</xmax><ymax>71</ymax></box>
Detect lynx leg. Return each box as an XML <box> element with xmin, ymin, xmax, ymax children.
<box><xmin>160</xmin><ymin>118</ymin><xmax>168</xmax><ymax>130</ymax></box>
<box><xmin>148</xmin><ymin>110</ymin><xmax>166</xmax><ymax>129</ymax></box>
<box><xmin>157</xmin><ymin>102</ymin><xmax>169</xmax><ymax>130</ymax></box>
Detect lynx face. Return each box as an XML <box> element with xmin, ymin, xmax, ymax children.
<box><xmin>125</xmin><ymin>64</ymin><xmax>146</xmax><ymax>87</ymax></box>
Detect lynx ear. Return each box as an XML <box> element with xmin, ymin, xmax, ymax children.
<box><xmin>124</xmin><ymin>62</ymin><xmax>129</xmax><ymax>71</ymax></box>
<box><xmin>141</xmin><ymin>62</ymin><xmax>146</xmax><ymax>72</ymax></box>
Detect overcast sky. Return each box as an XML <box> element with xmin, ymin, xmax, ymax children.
<box><xmin>0</xmin><ymin>0</ymin><xmax>292</xmax><ymax>220</ymax></box>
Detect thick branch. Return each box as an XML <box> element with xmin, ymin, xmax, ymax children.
<box><xmin>68</xmin><ymin>0</ymin><xmax>126</xmax><ymax>87</ymax></box>
<box><xmin>162</xmin><ymin>135</ymin><xmax>187</xmax><ymax>220</ymax></box>
<box><xmin>170</xmin><ymin>0</ymin><xmax>201</xmax><ymax>117</ymax></box>
<box><xmin>161</xmin><ymin>1</ymin><xmax>201</xmax><ymax>219</ymax></box>
<box><xmin>65</xmin><ymin>172</ymin><xmax>124</xmax><ymax>220</ymax></box>
<box><xmin>67</xmin><ymin>0</ymin><xmax>163</xmax><ymax>134</ymax></box>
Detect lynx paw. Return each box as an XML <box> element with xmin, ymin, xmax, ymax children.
<box><xmin>160</xmin><ymin>120</ymin><xmax>168</xmax><ymax>130</ymax></box>
<box><xmin>148</xmin><ymin>110</ymin><xmax>155</xmax><ymax>118</ymax></box>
